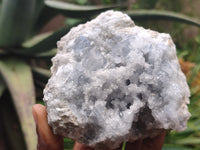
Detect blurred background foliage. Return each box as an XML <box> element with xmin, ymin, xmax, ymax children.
<box><xmin>0</xmin><ymin>0</ymin><xmax>199</xmax><ymax>150</ymax></box>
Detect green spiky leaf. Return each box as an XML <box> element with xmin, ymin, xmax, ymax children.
<box><xmin>44</xmin><ymin>0</ymin><xmax>126</xmax><ymax>18</ymax></box>
<box><xmin>162</xmin><ymin>144</ymin><xmax>195</xmax><ymax>150</ymax></box>
<box><xmin>19</xmin><ymin>22</ymin><xmax>82</xmax><ymax>55</ymax></box>
<box><xmin>34</xmin><ymin>48</ymin><xmax>57</xmax><ymax>59</ymax></box>
<box><xmin>176</xmin><ymin>137</ymin><xmax>200</xmax><ymax>145</ymax></box>
<box><xmin>122</xmin><ymin>142</ymin><xmax>126</xmax><ymax>150</ymax></box>
<box><xmin>64</xmin><ymin>138</ymin><xmax>74</xmax><ymax>150</ymax></box>
<box><xmin>23</xmin><ymin>32</ymin><xmax>52</xmax><ymax>48</ymax></box>
<box><xmin>126</xmin><ymin>10</ymin><xmax>200</xmax><ymax>27</ymax></box>
<box><xmin>0</xmin><ymin>58</ymin><xmax>37</xmax><ymax>150</ymax></box>
<box><xmin>34</xmin><ymin>0</ymin><xmax>125</xmax><ymax>32</ymax></box>
<box><xmin>0</xmin><ymin>0</ymin><xmax>35</xmax><ymax>47</ymax></box>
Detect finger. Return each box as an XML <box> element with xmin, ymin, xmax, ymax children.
<box><xmin>32</xmin><ymin>104</ymin><xmax>63</xmax><ymax>150</ymax></box>
<box><xmin>141</xmin><ymin>131</ymin><xmax>166</xmax><ymax>150</ymax></box>
<box><xmin>123</xmin><ymin>139</ymin><xmax>143</xmax><ymax>150</ymax></box>
<box><xmin>73</xmin><ymin>142</ymin><xmax>94</xmax><ymax>150</ymax></box>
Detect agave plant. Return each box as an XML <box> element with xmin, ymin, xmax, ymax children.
<box><xmin>0</xmin><ymin>0</ymin><xmax>200</xmax><ymax>150</ymax></box>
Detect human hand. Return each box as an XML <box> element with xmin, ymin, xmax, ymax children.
<box><xmin>32</xmin><ymin>104</ymin><xmax>166</xmax><ymax>150</ymax></box>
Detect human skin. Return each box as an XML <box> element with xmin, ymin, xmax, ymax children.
<box><xmin>32</xmin><ymin>104</ymin><xmax>166</xmax><ymax>150</ymax></box>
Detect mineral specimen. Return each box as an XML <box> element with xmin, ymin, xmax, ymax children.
<box><xmin>43</xmin><ymin>10</ymin><xmax>191</xmax><ymax>149</ymax></box>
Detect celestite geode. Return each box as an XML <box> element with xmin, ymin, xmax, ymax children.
<box><xmin>43</xmin><ymin>10</ymin><xmax>191</xmax><ymax>150</ymax></box>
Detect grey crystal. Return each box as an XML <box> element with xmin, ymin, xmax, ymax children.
<box><xmin>43</xmin><ymin>10</ymin><xmax>191</xmax><ymax>150</ymax></box>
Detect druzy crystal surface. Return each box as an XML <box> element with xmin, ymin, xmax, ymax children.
<box><xmin>43</xmin><ymin>10</ymin><xmax>191</xmax><ymax>149</ymax></box>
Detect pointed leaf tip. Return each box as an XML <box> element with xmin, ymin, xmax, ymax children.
<box><xmin>126</xmin><ymin>10</ymin><xmax>200</xmax><ymax>27</ymax></box>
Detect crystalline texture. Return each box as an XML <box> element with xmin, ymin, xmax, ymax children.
<box><xmin>43</xmin><ymin>10</ymin><xmax>191</xmax><ymax>150</ymax></box>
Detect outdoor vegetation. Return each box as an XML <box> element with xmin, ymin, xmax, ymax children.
<box><xmin>0</xmin><ymin>0</ymin><xmax>200</xmax><ymax>150</ymax></box>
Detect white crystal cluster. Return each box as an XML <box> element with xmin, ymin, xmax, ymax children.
<box><xmin>43</xmin><ymin>10</ymin><xmax>191</xmax><ymax>149</ymax></box>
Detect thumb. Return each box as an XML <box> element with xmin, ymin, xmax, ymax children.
<box><xmin>141</xmin><ymin>130</ymin><xmax>166</xmax><ymax>150</ymax></box>
<box><xmin>32</xmin><ymin>104</ymin><xmax>63</xmax><ymax>150</ymax></box>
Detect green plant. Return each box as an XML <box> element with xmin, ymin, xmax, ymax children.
<box><xmin>0</xmin><ymin>0</ymin><xmax>200</xmax><ymax>150</ymax></box>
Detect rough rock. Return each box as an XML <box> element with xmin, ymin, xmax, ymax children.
<box><xmin>43</xmin><ymin>10</ymin><xmax>191</xmax><ymax>150</ymax></box>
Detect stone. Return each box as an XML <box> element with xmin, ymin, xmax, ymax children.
<box><xmin>43</xmin><ymin>10</ymin><xmax>191</xmax><ymax>150</ymax></box>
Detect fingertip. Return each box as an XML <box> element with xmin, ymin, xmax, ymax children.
<box><xmin>32</xmin><ymin>104</ymin><xmax>46</xmax><ymax>115</ymax></box>
<box><xmin>32</xmin><ymin>104</ymin><xmax>63</xmax><ymax>150</ymax></box>
<box><xmin>32</xmin><ymin>104</ymin><xmax>46</xmax><ymax>124</ymax></box>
